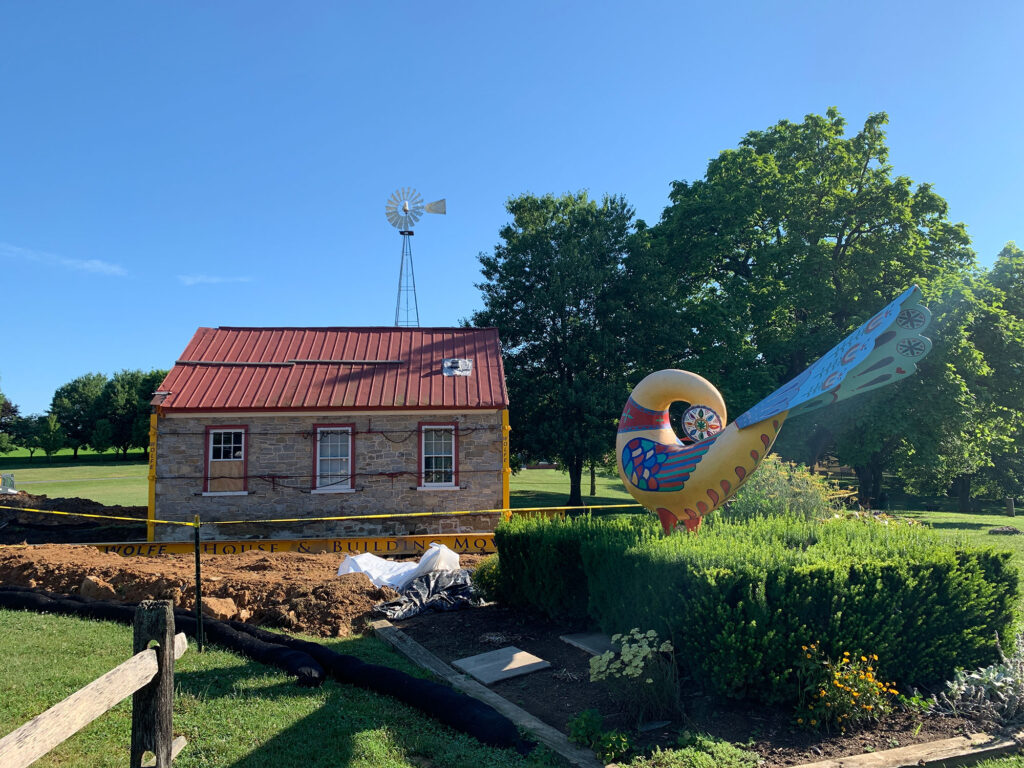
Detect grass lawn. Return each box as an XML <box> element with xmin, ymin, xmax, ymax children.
<box><xmin>509</xmin><ymin>468</ymin><xmax>638</xmax><ymax>510</ymax></box>
<box><xmin>0</xmin><ymin>462</ymin><xmax>149</xmax><ymax>507</ymax></box>
<box><xmin>0</xmin><ymin>609</ymin><xmax>563</xmax><ymax>768</ymax></box>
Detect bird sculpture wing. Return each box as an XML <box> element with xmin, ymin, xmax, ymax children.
<box><xmin>735</xmin><ymin>286</ymin><xmax>933</xmax><ymax>429</ymax></box>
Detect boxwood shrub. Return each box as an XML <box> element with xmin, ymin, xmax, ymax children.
<box><xmin>495</xmin><ymin>513</ymin><xmax>1018</xmax><ymax>705</ymax></box>
<box><xmin>493</xmin><ymin>512</ymin><xmax>661</xmax><ymax>624</ymax></box>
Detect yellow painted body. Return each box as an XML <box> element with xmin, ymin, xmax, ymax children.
<box><xmin>616</xmin><ymin>370</ymin><xmax>788</xmax><ymax>533</ymax></box>
<box><xmin>147</xmin><ymin>413</ymin><xmax>157</xmax><ymax>542</ymax></box>
<box><xmin>501</xmin><ymin>409</ymin><xmax>511</xmax><ymax>511</ymax></box>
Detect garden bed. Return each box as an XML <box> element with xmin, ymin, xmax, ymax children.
<box><xmin>396</xmin><ymin>604</ymin><xmax>979</xmax><ymax>767</ymax></box>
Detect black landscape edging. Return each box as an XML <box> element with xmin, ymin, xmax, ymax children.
<box><xmin>0</xmin><ymin>585</ymin><xmax>525</xmax><ymax>752</ymax></box>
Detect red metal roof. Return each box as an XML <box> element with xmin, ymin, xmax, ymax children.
<box><xmin>156</xmin><ymin>327</ymin><xmax>508</xmax><ymax>412</ymax></box>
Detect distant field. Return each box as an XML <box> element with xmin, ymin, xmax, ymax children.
<box><xmin>3</xmin><ymin>463</ymin><xmax>149</xmax><ymax>507</ymax></box>
<box><xmin>0</xmin><ymin>446</ymin><xmax>146</xmax><ymax>464</ymax></box>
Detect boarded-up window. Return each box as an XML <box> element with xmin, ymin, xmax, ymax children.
<box><xmin>207</xmin><ymin>428</ymin><xmax>246</xmax><ymax>493</ymax></box>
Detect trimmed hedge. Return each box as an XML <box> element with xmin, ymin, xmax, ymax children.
<box><xmin>494</xmin><ymin>513</ymin><xmax>1019</xmax><ymax>705</ymax></box>
<box><xmin>494</xmin><ymin>513</ymin><xmax>661</xmax><ymax>624</ymax></box>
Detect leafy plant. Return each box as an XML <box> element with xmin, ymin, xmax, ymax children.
<box><xmin>625</xmin><ymin>734</ymin><xmax>759</xmax><ymax>767</ymax></box>
<box><xmin>718</xmin><ymin>454</ymin><xmax>848</xmax><ymax>522</ymax></box>
<box><xmin>794</xmin><ymin>643</ymin><xmax>899</xmax><ymax>732</ymax></box>
<box><xmin>567</xmin><ymin>708</ymin><xmax>604</xmax><ymax>748</ymax></box>
<box><xmin>590</xmin><ymin>628</ymin><xmax>681</xmax><ymax>724</ymax></box>
<box><xmin>594</xmin><ymin>730</ymin><xmax>632</xmax><ymax>763</ymax></box>
<box><xmin>470</xmin><ymin>554</ymin><xmax>502</xmax><ymax>602</ymax></box>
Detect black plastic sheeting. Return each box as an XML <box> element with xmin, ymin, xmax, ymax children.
<box><xmin>374</xmin><ymin>569</ymin><xmax>477</xmax><ymax>621</ymax></box>
<box><xmin>0</xmin><ymin>585</ymin><xmax>526</xmax><ymax>752</ymax></box>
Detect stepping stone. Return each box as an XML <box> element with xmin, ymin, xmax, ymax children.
<box><xmin>453</xmin><ymin>646</ymin><xmax>551</xmax><ymax>684</ymax></box>
<box><xmin>560</xmin><ymin>632</ymin><xmax>617</xmax><ymax>656</ymax></box>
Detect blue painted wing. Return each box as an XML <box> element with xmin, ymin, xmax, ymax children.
<box><xmin>735</xmin><ymin>286</ymin><xmax>933</xmax><ymax>428</ymax></box>
<box><xmin>621</xmin><ymin>436</ymin><xmax>718</xmax><ymax>492</ymax></box>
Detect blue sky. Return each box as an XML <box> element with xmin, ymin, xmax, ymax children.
<box><xmin>2</xmin><ymin>2</ymin><xmax>1021</xmax><ymax>415</ymax></box>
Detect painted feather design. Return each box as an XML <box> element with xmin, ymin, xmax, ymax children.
<box><xmin>622</xmin><ymin>435</ymin><xmax>719</xmax><ymax>492</ymax></box>
<box><xmin>736</xmin><ymin>286</ymin><xmax>933</xmax><ymax>428</ymax></box>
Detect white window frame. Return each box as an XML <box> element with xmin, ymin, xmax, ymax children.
<box><xmin>209</xmin><ymin>429</ymin><xmax>245</xmax><ymax>462</ymax></box>
<box><xmin>419</xmin><ymin>425</ymin><xmax>457</xmax><ymax>489</ymax></box>
<box><xmin>312</xmin><ymin>426</ymin><xmax>354</xmax><ymax>493</ymax></box>
<box><xmin>204</xmin><ymin>427</ymin><xmax>248</xmax><ymax>496</ymax></box>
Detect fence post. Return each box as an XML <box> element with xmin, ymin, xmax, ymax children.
<box><xmin>193</xmin><ymin>514</ymin><xmax>205</xmax><ymax>652</ymax></box>
<box><xmin>130</xmin><ymin>600</ymin><xmax>174</xmax><ymax>768</ymax></box>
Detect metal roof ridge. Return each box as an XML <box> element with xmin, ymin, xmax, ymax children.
<box><xmin>212</xmin><ymin>325</ymin><xmax>498</xmax><ymax>332</ymax></box>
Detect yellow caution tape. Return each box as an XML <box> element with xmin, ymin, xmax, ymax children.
<box><xmin>0</xmin><ymin>505</ymin><xmax>196</xmax><ymax>527</ymax></box>
<box><xmin>1</xmin><ymin>502</ymin><xmax>643</xmax><ymax>529</ymax></box>
<box><xmin>205</xmin><ymin>503</ymin><xmax>643</xmax><ymax>526</ymax></box>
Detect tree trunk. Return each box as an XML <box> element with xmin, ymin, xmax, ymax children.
<box><xmin>567</xmin><ymin>458</ymin><xmax>584</xmax><ymax>507</ymax></box>
<box><xmin>589</xmin><ymin>463</ymin><xmax>596</xmax><ymax>497</ymax></box>
<box><xmin>956</xmin><ymin>475</ymin><xmax>972</xmax><ymax>514</ymax></box>
<box><xmin>854</xmin><ymin>457</ymin><xmax>884</xmax><ymax>509</ymax></box>
<box><xmin>73</xmin><ymin>445</ymin><xmax>79</xmax><ymax>459</ymax></box>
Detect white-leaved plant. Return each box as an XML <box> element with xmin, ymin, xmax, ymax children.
<box><xmin>589</xmin><ymin>628</ymin><xmax>680</xmax><ymax>724</ymax></box>
<box><xmin>936</xmin><ymin>633</ymin><xmax>1024</xmax><ymax>726</ymax></box>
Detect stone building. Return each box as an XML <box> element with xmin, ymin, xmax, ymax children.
<box><xmin>149</xmin><ymin>326</ymin><xmax>510</xmax><ymax>542</ymax></box>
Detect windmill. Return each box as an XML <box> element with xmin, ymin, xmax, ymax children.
<box><xmin>385</xmin><ymin>187</ymin><xmax>446</xmax><ymax>327</ymax></box>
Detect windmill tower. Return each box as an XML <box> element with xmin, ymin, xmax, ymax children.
<box><xmin>385</xmin><ymin>187</ymin><xmax>446</xmax><ymax>327</ymax></box>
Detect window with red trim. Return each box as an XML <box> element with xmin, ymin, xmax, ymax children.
<box><xmin>420</xmin><ymin>425</ymin><xmax>456</xmax><ymax>487</ymax></box>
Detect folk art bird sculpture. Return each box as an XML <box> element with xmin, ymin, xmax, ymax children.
<box><xmin>616</xmin><ymin>286</ymin><xmax>934</xmax><ymax>534</ymax></box>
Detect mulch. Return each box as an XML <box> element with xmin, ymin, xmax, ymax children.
<box><xmin>396</xmin><ymin>604</ymin><xmax>980</xmax><ymax>767</ymax></box>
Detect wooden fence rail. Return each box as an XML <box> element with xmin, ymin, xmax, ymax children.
<box><xmin>0</xmin><ymin>600</ymin><xmax>187</xmax><ymax>768</ymax></box>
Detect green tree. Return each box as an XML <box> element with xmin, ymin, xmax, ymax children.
<box><xmin>37</xmin><ymin>413</ymin><xmax>65</xmax><ymax>462</ymax></box>
<box><xmin>93</xmin><ymin>370</ymin><xmax>144</xmax><ymax>458</ymax></box>
<box><xmin>0</xmin><ymin>388</ymin><xmax>14</xmax><ymax>455</ymax></box>
<box><xmin>10</xmin><ymin>415</ymin><xmax>41</xmax><ymax>458</ymax></box>
<box><xmin>90</xmin><ymin>418</ymin><xmax>114</xmax><ymax>456</ymax></box>
<box><xmin>971</xmin><ymin>243</ymin><xmax>1024</xmax><ymax>501</ymax></box>
<box><xmin>472</xmin><ymin>192</ymin><xmax>636</xmax><ymax>506</ymax></box>
<box><xmin>50</xmin><ymin>372</ymin><xmax>107</xmax><ymax>458</ymax></box>
<box><xmin>641</xmin><ymin>108</ymin><xmax>975</xmax><ymax>505</ymax></box>
<box><xmin>92</xmin><ymin>369</ymin><xmax>168</xmax><ymax>458</ymax></box>
<box><xmin>133</xmin><ymin>369</ymin><xmax>168</xmax><ymax>459</ymax></box>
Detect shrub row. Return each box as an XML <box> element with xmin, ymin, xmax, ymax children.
<box><xmin>493</xmin><ymin>513</ymin><xmax>661</xmax><ymax>624</ymax></box>
<box><xmin>494</xmin><ymin>513</ymin><xmax>1018</xmax><ymax>705</ymax></box>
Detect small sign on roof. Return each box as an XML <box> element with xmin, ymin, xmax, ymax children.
<box><xmin>442</xmin><ymin>358</ymin><xmax>473</xmax><ymax>377</ymax></box>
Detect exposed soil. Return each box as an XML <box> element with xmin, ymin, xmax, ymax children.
<box><xmin>0</xmin><ymin>491</ymin><xmax>146</xmax><ymax>543</ymax></box>
<box><xmin>0</xmin><ymin>543</ymin><xmax>409</xmax><ymax>636</ymax></box>
<box><xmin>0</xmin><ymin>494</ymin><xmax>989</xmax><ymax>766</ymax></box>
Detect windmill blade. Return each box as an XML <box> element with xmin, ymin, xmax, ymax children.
<box><xmin>425</xmin><ymin>199</ymin><xmax>446</xmax><ymax>215</ymax></box>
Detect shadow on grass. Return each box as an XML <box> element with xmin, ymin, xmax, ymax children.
<box><xmin>0</xmin><ymin>455</ymin><xmax>147</xmax><ymax>470</ymax></box>
<box><xmin>509</xmin><ymin>489</ymin><xmax>638</xmax><ymax>510</ymax></box>
<box><xmin>927</xmin><ymin>521</ymin><xmax>992</xmax><ymax>531</ymax></box>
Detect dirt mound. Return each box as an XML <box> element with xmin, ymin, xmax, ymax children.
<box><xmin>0</xmin><ymin>544</ymin><xmax>400</xmax><ymax>637</ymax></box>
<box><xmin>0</xmin><ymin>491</ymin><xmax>147</xmax><ymax>523</ymax></box>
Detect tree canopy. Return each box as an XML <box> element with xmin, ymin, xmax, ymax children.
<box><xmin>636</xmin><ymin>108</ymin><xmax>980</xmax><ymax>504</ymax></box>
<box><xmin>50</xmin><ymin>372</ymin><xmax>107</xmax><ymax>457</ymax></box>
<box><xmin>472</xmin><ymin>191</ymin><xmax>635</xmax><ymax>505</ymax></box>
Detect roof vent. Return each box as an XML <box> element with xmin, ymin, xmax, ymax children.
<box><xmin>442</xmin><ymin>358</ymin><xmax>473</xmax><ymax>377</ymax></box>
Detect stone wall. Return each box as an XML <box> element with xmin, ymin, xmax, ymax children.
<box><xmin>154</xmin><ymin>410</ymin><xmax>505</xmax><ymax>541</ymax></box>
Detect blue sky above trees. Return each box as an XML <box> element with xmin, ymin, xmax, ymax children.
<box><xmin>2</xmin><ymin>1</ymin><xmax>1021</xmax><ymax>414</ymax></box>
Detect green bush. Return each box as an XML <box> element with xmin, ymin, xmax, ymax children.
<box><xmin>589</xmin><ymin>516</ymin><xmax>1019</xmax><ymax>704</ymax></box>
<box><xmin>717</xmin><ymin>454</ymin><xmax>846</xmax><ymax>522</ymax></box>
<box><xmin>494</xmin><ymin>513</ymin><xmax>661</xmax><ymax>623</ymax></box>
<box><xmin>625</xmin><ymin>734</ymin><xmax>758</xmax><ymax>768</ymax></box>
<box><xmin>470</xmin><ymin>554</ymin><xmax>503</xmax><ymax>602</ymax></box>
